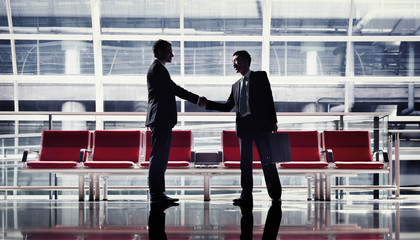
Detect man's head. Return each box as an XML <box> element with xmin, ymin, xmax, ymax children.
<box><xmin>152</xmin><ymin>39</ymin><xmax>174</xmax><ymax>64</ymax></box>
<box><xmin>232</xmin><ymin>50</ymin><xmax>251</xmax><ymax>76</ymax></box>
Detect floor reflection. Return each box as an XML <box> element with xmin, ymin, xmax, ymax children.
<box><xmin>1</xmin><ymin>196</ymin><xmax>419</xmax><ymax>239</ymax></box>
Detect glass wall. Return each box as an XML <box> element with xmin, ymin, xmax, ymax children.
<box><xmin>0</xmin><ymin>0</ymin><xmax>419</xmax><ymax>115</ymax></box>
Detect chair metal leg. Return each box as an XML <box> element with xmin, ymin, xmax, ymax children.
<box><xmin>89</xmin><ymin>173</ymin><xmax>94</xmax><ymax>201</ymax></box>
<box><xmin>103</xmin><ymin>176</ymin><xmax>109</xmax><ymax>201</ymax></box>
<box><xmin>319</xmin><ymin>175</ymin><xmax>325</xmax><ymax>201</ymax></box>
<box><xmin>325</xmin><ymin>174</ymin><xmax>331</xmax><ymax>201</ymax></box>
<box><xmin>306</xmin><ymin>176</ymin><xmax>313</xmax><ymax>201</ymax></box>
<box><xmin>95</xmin><ymin>173</ymin><xmax>100</xmax><ymax>201</ymax></box>
<box><xmin>314</xmin><ymin>173</ymin><xmax>320</xmax><ymax>200</ymax></box>
<box><xmin>204</xmin><ymin>174</ymin><xmax>211</xmax><ymax>201</ymax></box>
<box><xmin>78</xmin><ymin>174</ymin><xmax>85</xmax><ymax>201</ymax></box>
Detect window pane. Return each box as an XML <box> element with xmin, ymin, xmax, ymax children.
<box><xmin>11</xmin><ymin>0</ymin><xmax>92</xmax><ymax>34</ymax></box>
<box><xmin>354</xmin><ymin>42</ymin><xmax>420</xmax><ymax>76</ymax></box>
<box><xmin>271</xmin><ymin>0</ymin><xmax>351</xmax><ymax>36</ymax></box>
<box><xmin>100</xmin><ymin>0</ymin><xmax>180</xmax><ymax>35</ymax></box>
<box><xmin>103</xmin><ymin>84</ymin><xmax>147</xmax><ymax>112</ymax></box>
<box><xmin>0</xmin><ymin>0</ymin><xmax>8</xmax><ymax>33</ymax></box>
<box><xmin>271</xmin><ymin>84</ymin><xmax>345</xmax><ymax>113</ymax></box>
<box><xmin>0</xmin><ymin>40</ymin><xmax>12</xmax><ymax>74</ymax></box>
<box><xmin>102</xmin><ymin>41</ymin><xmax>180</xmax><ymax>75</ymax></box>
<box><xmin>0</xmin><ymin>83</ymin><xmax>14</xmax><ymax>111</ymax></box>
<box><xmin>271</xmin><ymin>42</ymin><xmax>346</xmax><ymax>76</ymax></box>
<box><xmin>184</xmin><ymin>42</ymin><xmax>261</xmax><ymax>76</ymax></box>
<box><xmin>18</xmin><ymin>83</ymin><xmax>95</xmax><ymax>111</ymax></box>
<box><xmin>353</xmin><ymin>0</ymin><xmax>420</xmax><ymax>36</ymax></box>
<box><xmin>16</xmin><ymin>40</ymin><xmax>94</xmax><ymax>75</ymax></box>
<box><xmin>184</xmin><ymin>0</ymin><xmax>262</xmax><ymax>35</ymax></box>
<box><xmin>102</xmin><ymin>41</ymin><xmax>153</xmax><ymax>75</ymax></box>
<box><xmin>185</xmin><ymin>42</ymin><xmax>224</xmax><ymax>76</ymax></box>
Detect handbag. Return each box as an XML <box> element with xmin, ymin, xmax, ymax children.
<box><xmin>261</xmin><ymin>132</ymin><xmax>292</xmax><ymax>164</ymax></box>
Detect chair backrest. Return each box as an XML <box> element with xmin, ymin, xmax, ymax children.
<box><xmin>278</xmin><ymin>131</ymin><xmax>321</xmax><ymax>161</ymax></box>
<box><xmin>322</xmin><ymin>130</ymin><xmax>372</xmax><ymax>162</ymax></box>
<box><xmin>145</xmin><ymin>130</ymin><xmax>192</xmax><ymax>162</ymax></box>
<box><xmin>92</xmin><ymin>130</ymin><xmax>141</xmax><ymax>163</ymax></box>
<box><xmin>222</xmin><ymin>130</ymin><xmax>259</xmax><ymax>162</ymax></box>
<box><xmin>39</xmin><ymin>130</ymin><xmax>90</xmax><ymax>162</ymax></box>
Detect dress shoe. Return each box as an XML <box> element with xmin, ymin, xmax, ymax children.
<box><xmin>150</xmin><ymin>194</ymin><xmax>179</xmax><ymax>203</ymax></box>
<box><xmin>233</xmin><ymin>194</ymin><xmax>253</xmax><ymax>206</ymax></box>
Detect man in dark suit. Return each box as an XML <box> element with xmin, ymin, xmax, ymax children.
<box><xmin>205</xmin><ymin>50</ymin><xmax>281</xmax><ymax>205</ymax></box>
<box><xmin>146</xmin><ymin>39</ymin><xmax>205</xmax><ymax>203</ymax></box>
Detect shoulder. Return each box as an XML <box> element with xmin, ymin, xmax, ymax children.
<box><xmin>251</xmin><ymin>71</ymin><xmax>268</xmax><ymax>78</ymax></box>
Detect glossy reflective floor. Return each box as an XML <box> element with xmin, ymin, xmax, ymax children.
<box><xmin>1</xmin><ymin>193</ymin><xmax>419</xmax><ymax>239</ymax></box>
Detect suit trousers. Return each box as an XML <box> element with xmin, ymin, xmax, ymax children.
<box><xmin>239</xmin><ymin>134</ymin><xmax>282</xmax><ymax>200</ymax></box>
<box><xmin>148</xmin><ymin>124</ymin><xmax>172</xmax><ymax>195</ymax></box>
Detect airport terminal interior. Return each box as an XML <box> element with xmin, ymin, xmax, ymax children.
<box><xmin>1</xmin><ymin>0</ymin><xmax>420</xmax><ymax>239</ymax></box>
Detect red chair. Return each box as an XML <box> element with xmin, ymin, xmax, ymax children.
<box><xmin>84</xmin><ymin>130</ymin><xmax>141</xmax><ymax>168</ymax></box>
<box><xmin>335</xmin><ymin>234</ymin><xmax>384</xmax><ymax>240</ymax></box>
<box><xmin>279</xmin><ymin>131</ymin><xmax>328</xmax><ymax>168</ymax></box>
<box><xmin>221</xmin><ymin>130</ymin><xmax>262</xmax><ymax>168</ymax></box>
<box><xmin>322</xmin><ymin>130</ymin><xmax>386</xmax><ymax>169</ymax></box>
<box><xmin>140</xmin><ymin>130</ymin><xmax>192</xmax><ymax>168</ymax></box>
<box><xmin>22</xmin><ymin>130</ymin><xmax>90</xmax><ymax>168</ymax></box>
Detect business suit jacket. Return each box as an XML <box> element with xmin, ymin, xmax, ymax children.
<box><xmin>206</xmin><ymin>71</ymin><xmax>277</xmax><ymax>138</ymax></box>
<box><xmin>146</xmin><ymin>59</ymin><xmax>199</xmax><ymax>128</ymax></box>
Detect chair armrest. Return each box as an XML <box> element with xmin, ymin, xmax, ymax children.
<box><xmin>321</xmin><ymin>149</ymin><xmax>334</xmax><ymax>163</ymax></box>
<box><xmin>79</xmin><ymin>149</ymin><xmax>91</xmax><ymax>163</ymax></box>
<box><xmin>22</xmin><ymin>149</ymin><xmax>39</xmax><ymax>162</ymax></box>
<box><xmin>372</xmin><ymin>150</ymin><xmax>389</xmax><ymax>163</ymax></box>
<box><xmin>217</xmin><ymin>150</ymin><xmax>223</xmax><ymax>163</ymax></box>
<box><xmin>191</xmin><ymin>151</ymin><xmax>196</xmax><ymax>163</ymax></box>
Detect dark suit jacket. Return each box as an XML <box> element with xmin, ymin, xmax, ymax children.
<box><xmin>146</xmin><ymin>59</ymin><xmax>199</xmax><ymax>128</ymax></box>
<box><xmin>206</xmin><ymin>71</ymin><xmax>277</xmax><ymax>137</ymax></box>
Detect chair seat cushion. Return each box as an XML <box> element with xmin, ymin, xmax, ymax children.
<box><xmin>26</xmin><ymin>161</ymin><xmax>79</xmax><ymax>168</ymax></box>
<box><xmin>280</xmin><ymin>161</ymin><xmax>328</xmax><ymax>168</ymax></box>
<box><xmin>140</xmin><ymin>161</ymin><xmax>190</xmax><ymax>168</ymax></box>
<box><xmin>84</xmin><ymin>161</ymin><xmax>135</xmax><ymax>168</ymax></box>
<box><xmin>224</xmin><ymin>161</ymin><xmax>262</xmax><ymax>169</ymax></box>
<box><xmin>334</xmin><ymin>161</ymin><xmax>384</xmax><ymax>169</ymax></box>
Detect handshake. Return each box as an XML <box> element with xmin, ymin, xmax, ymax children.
<box><xmin>198</xmin><ymin>96</ymin><xmax>208</xmax><ymax>108</ymax></box>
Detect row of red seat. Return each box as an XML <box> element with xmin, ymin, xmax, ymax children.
<box><xmin>22</xmin><ymin>129</ymin><xmax>387</xmax><ymax>170</ymax></box>
<box><xmin>22</xmin><ymin>130</ymin><xmax>193</xmax><ymax>169</ymax></box>
<box><xmin>222</xmin><ymin>130</ymin><xmax>387</xmax><ymax>169</ymax></box>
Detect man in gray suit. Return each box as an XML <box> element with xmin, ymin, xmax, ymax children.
<box><xmin>146</xmin><ymin>39</ymin><xmax>205</xmax><ymax>203</ymax></box>
<box><xmin>205</xmin><ymin>50</ymin><xmax>281</xmax><ymax>205</ymax></box>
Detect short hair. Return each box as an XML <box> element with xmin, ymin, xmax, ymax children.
<box><xmin>152</xmin><ymin>39</ymin><xmax>171</xmax><ymax>58</ymax></box>
<box><xmin>233</xmin><ymin>50</ymin><xmax>251</xmax><ymax>67</ymax></box>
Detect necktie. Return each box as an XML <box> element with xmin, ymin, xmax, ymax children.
<box><xmin>239</xmin><ymin>76</ymin><xmax>247</xmax><ymax>115</ymax></box>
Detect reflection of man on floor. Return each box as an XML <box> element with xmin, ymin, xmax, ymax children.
<box><xmin>239</xmin><ymin>203</ymin><xmax>282</xmax><ymax>239</ymax></box>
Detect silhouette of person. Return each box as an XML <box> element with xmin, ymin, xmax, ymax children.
<box><xmin>204</xmin><ymin>50</ymin><xmax>281</xmax><ymax>205</ymax></box>
<box><xmin>146</xmin><ymin>39</ymin><xmax>206</xmax><ymax>203</ymax></box>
